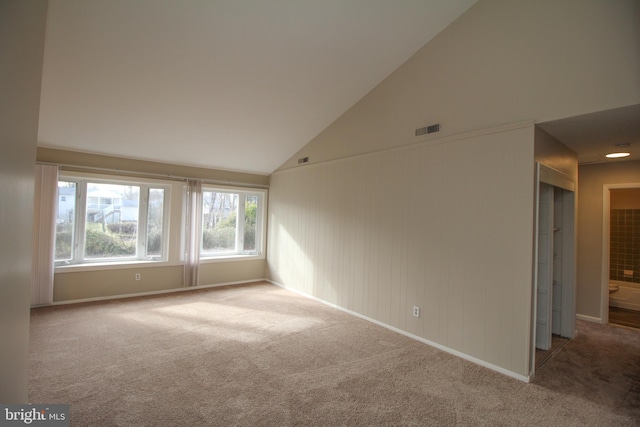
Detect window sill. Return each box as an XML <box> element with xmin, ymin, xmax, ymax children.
<box><xmin>199</xmin><ymin>253</ymin><xmax>265</xmax><ymax>263</ymax></box>
<box><xmin>54</xmin><ymin>259</ymin><xmax>173</xmax><ymax>273</ymax></box>
<box><xmin>53</xmin><ymin>254</ymin><xmax>265</xmax><ymax>273</ymax></box>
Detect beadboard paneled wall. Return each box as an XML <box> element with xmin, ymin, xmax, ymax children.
<box><xmin>268</xmin><ymin>124</ymin><xmax>535</xmax><ymax>378</ymax></box>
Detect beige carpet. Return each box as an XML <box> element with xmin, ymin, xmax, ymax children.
<box><xmin>29</xmin><ymin>281</ymin><xmax>640</xmax><ymax>426</ymax></box>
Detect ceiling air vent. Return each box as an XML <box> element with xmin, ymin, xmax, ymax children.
<box><xmin>415</xmin><ymin>123</ymin><xmax>440</xmax><ymax>137</ymax></box>
<box><xmin>298</xmin><ymin>157</ymin><xmax>309</xmax><ymax>164</ymax></box>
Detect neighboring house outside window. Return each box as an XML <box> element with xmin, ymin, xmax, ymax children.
<box><xmin>53</xmin><ymin>174</ymin><xmax>266</xmax><ymax>268</ymax></box>
<box><xmin>55</xmin><ymin>175</ymin><xmax>170</xmax><ymax>266</ymax></box>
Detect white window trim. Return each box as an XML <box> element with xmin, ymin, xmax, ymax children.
<box><xmin>198</xmin><ymin>185</ymin><xmax>267</xmax><ymax>261</ymax></box>
<box><xmin>55</xmin><ymin>173</ymin><xmax>172</xmax><ymax>268</ymax></box>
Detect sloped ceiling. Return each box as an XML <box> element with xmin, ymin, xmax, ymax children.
<box><xmin>38</xmin><ymin>0</ymin><xmax>478</xmax><ymax>175</ymax></box>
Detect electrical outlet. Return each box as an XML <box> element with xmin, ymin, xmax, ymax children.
<box><xmin>135</xmin><ymin>273</ymin><xmax>141</xmax><ymax>281</ymax></box>
<box><xmin>412</xmin><ymin>306</ymin><xmax>420</xmax><ymax>318</ymax></box>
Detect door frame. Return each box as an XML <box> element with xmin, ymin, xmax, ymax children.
<box><xmin>601</xmin><ymin>183</ymin><xmax>640</xmax><ymax>323</ymax></box>
<box><xmin>531</xmin><ymin>163</ymin><xmax>576</xmax><ymax>376</ymax></box>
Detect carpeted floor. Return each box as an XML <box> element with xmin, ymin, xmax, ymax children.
<box><xmin>29</xmin><ymin>282</ymin><xmax>640</xmax><ymax>426</ymax></box>
<box><xmin>534</xmin><ymin>334</ymin><xmax>570</xmax><ymax>369</ymax></box>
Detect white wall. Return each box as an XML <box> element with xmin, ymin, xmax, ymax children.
<box><xmin>0</xmin><ymin>0</ymin><xmax>48</xmax><ymax>403</ymax></box>
<box><xmin>267</xmin><ymin>0</ymin><xmax>635</xmax><ymax>379</ymax></box>
<box><xmin>279</xmin><ymin>0</ymin><xmax>640</xmax><ymax>171</ymax></box>
<box><xmin>534</xmin><ymin>128</ymin><xmax>578</xmax><ymax>183</ymax></box>
<box><xmin>269</xmin><ymin>125</ymin><xmax>536</xmax><ymax>377</ymax></box>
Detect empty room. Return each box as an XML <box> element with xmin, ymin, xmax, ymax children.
<box><xmin>2</xmin><ymin>0</ymin><xmax>640</xmax><ymax>425</ymax></box>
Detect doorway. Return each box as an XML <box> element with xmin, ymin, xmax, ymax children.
<box><xmin>603</xmin><ymin>185</ymin><xmax>640</xmax><ymax>329</ymax></box>
<box><xmin>532</xmin><ymin>164</ymin><xmax>576</xmax><ymax>373</ymax></box>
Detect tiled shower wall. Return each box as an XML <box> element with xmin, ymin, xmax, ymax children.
<box><xmin>610</xmin><ymin>209</ymin><xmax>640</xmax><ymax>283</ymax></box>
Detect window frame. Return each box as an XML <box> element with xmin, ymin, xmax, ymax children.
<box><xmin>198</xmin><ymin>185</ymin><xmax>267</xmax><ymax>261</ymax></box>
<box><xmin>55</xmin><ymin>174</ymin><xmax>171</xmax><ymax>267</ymax></box>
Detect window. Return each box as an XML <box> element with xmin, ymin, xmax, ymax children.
<box><xmin>200</xmin><ymin>188</ymin><xmax>265</xmax><ymax>258</ymax></box>
<box><xmin>55</xmin><ymin>176</ymin><xmax>170</xmax><ymax>266</ymax></box>
<box><xmin>55</xmin><ymin>182</ymin><xmax>77</xmax><ymax>261</ymax></box>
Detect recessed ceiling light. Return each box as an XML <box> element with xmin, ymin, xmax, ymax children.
<box><xmin>605</xmin><ymin>152</ymin><xmax>631</xmax><ymax>159</ymax></box>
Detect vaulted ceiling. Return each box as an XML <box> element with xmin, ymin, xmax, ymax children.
<box><xmin>38</xmin><ymin>0</ymin><xmax>478</xmax><ymax>175</ymax></box>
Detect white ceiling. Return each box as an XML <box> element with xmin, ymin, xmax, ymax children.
<box><xmin>38</xmin><ymin>0</ymin><xmax>478</xmax><ymax>175</ymax></box>
<box><xmin>537</xmin><ymin>104</ymin><xmax>640</xmax><ymax>165</ymax></box>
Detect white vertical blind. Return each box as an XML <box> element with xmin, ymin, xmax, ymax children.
<box><xmin>183</xmin><ymin>180</ymin><xmax>202</xmax><ymax>286</ymax></box>
<box><xmin>31</xmin><ymin>164</ymin><xmax>59</xmax><ymax>306</ymax></box>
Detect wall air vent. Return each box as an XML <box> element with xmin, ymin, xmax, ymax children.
<box><xmin>415</xmin><ymin>123</ymin><xmax>441</xmax><ymax>137</ymax></box>
<box><xmin>298</xmin><ymin>157</ymin><xmax>309</xmax><ymax>164</ymax></box>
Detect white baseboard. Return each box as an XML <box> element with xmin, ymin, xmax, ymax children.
<box><xmin>576</xmin><ymin>314</ymin><xmax>603</xmax><ymax>324</ymax></box>
<box><xmin>267</xmin><ymin>279</ymin><xmax>531</xmax><ymax>383</ymax></box>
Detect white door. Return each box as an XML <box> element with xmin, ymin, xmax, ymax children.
<box><xmin>558</xmin><ymin>189</ymin><xmax>576</xmax><ymax>338</ymax></box>
<box><xmin>536</xmin><ymin>183</ymin><xmax>554</xmax><ymax>350</ymax></box>
<box><xmin>552</xmin><ymin>189</ymin><xmax>563</xmax><ymax>336</ymax></box>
